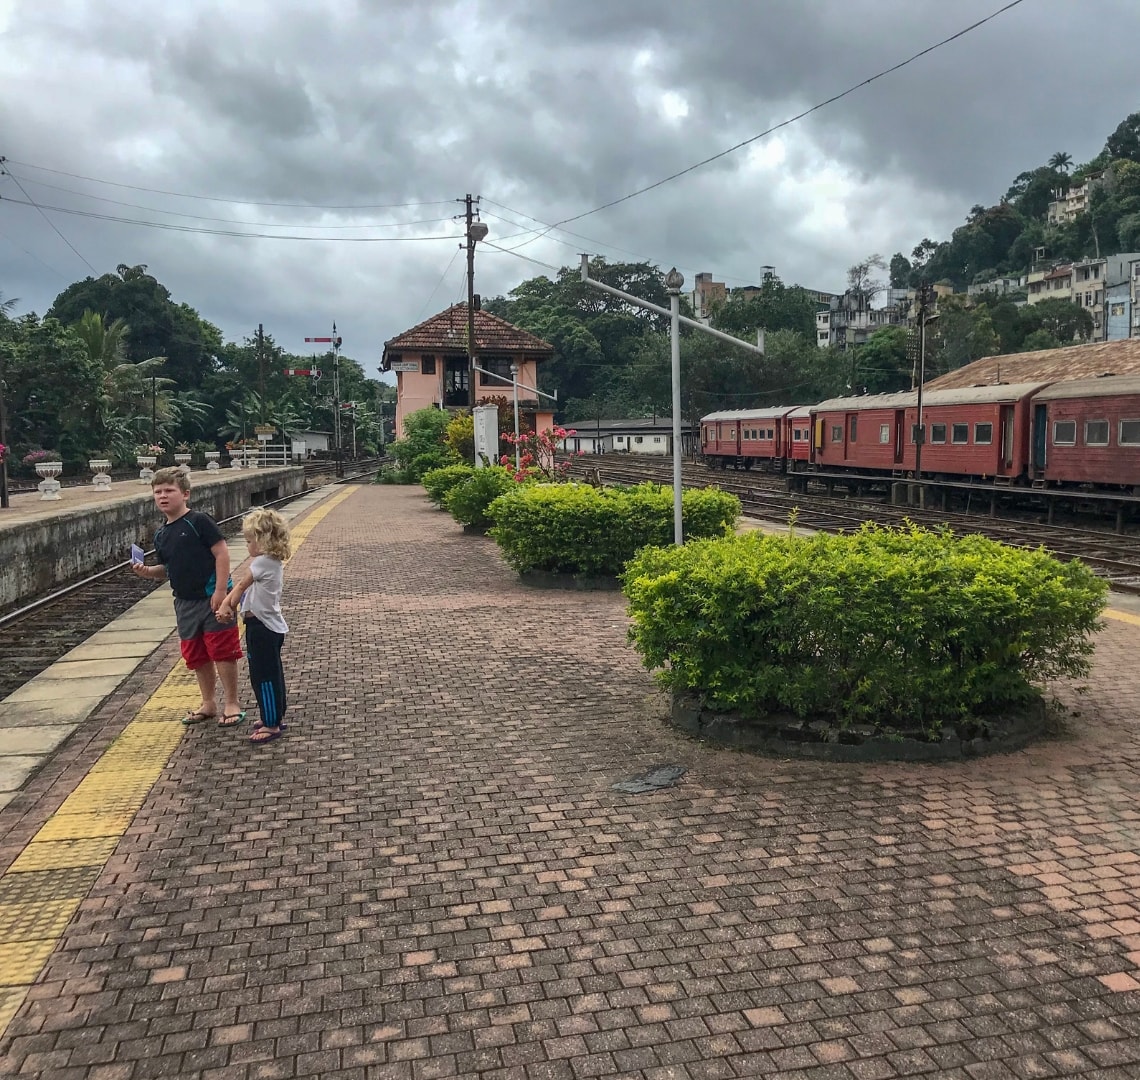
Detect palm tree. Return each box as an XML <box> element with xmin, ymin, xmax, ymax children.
<box><xmin>1049</xmin><ymin>151</ymin><xmax>1073</xmax><ymax>173</ymax></box>
<box><xmin>74</xmin><ymin>310</ymin><xmax>129</xmax><ymax>368</ymax></box>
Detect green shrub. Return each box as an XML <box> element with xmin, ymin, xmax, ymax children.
<box><xmin>623</xmin><ymin>524</ymin><xmax>1108</xmax><ymax>736</ymax></box>
<box><xmin>390</xmin><ymin>407</ymin><xmax>458</xmax><ymax>481</ymax></box>
<box><xmin>422</xmin><ymin>464</ymin><xmax>476</xmax><ymax>507</ymax></box>
<box><xmin>488</xmin><ymin>482</ymin><xmax>740</xmax><ymax>576</ymax></box>
<box><xmin>375</xmin><ymin>465</ymin><xmax>413</xmax><ymax>484</ymax></box>
<box><xmin>445</xmin><ymin>466</ymin><xmax>517</xmax><ymax>530</ymax></box>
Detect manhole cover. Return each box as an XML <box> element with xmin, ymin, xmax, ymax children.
<box><xmin>611</xmin><ymin>764</ymin><xmax>686</xmax><ymax>794</ymax></box>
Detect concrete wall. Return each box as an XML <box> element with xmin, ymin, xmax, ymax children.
<box><xmin>0</xmin><ymin>467</ymin><xmax>305</xmax><ymax>610</ymax></box>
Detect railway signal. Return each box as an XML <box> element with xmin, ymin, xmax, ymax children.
<box><xmin>304</xmin><ymin>323</ymin><xmax>343</xmax><ymax>477</ymax></box>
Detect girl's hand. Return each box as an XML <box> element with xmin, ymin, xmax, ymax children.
<box><xmin>216</xmin><ymin>602</ymin><xmax>234</xmax><ymax>623</ymax></box>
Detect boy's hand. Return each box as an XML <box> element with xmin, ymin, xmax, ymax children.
<box><xmin>130</xmin><ymin>563</ymin><xmax>151</xmax><ymax>579</ymax></box>
<box><xmin>210</xmin><ymin>588</ymin><xmax>227</xmax><ymax>612</ymax></box>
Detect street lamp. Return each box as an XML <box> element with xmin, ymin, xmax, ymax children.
<box><xmin>665</xmin><ymin>267</ymin><xmax>685</xmax><ymax>546</ymax></box>
<box><xmin>464</xmin><ymin>198</ymin><xmax>488</xmax><ymax>408</ymax></box>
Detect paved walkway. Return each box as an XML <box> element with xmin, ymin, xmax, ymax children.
<box><xmin>2</xmin><ymin>485</ymin><xmax>1140</xmax><ymax>1078</ymax></box>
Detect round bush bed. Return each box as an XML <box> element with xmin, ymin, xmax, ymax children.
<box><xmin>445</xmin><ymin>466</ymin><xmax>516</xmax><ymax>531</ymax></box>
<box><xmin>488</xmin><ymin>481</ymin><xmax>741</xmax><ymax>579</ymax></box>
<box><xmin>624</xmin><ymin>524</ymin><xmax>1106</xmax><ymax>753</ymax></box>
<box><xmin>422</xmin><ymin>464</ymin><xmax>476</xmax><ymax>508</ymax></box>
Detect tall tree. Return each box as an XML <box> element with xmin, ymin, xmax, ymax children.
<box><xmin>1049</xmin><ymin>151</ymin><xmax>1073</xmax><ymax>173</ymax></box>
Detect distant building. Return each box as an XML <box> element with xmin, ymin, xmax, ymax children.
<box><xmin>381</xmin><ymin>304</ymin><xmax>555</xmax><ymax>439</ymax></box>
<box><xmin>1046</xmin><ymin>173</ymin><xmax>1102</xmax><ymax>225</ymax></box>
<box><xmin>967</xmin><ymin>274</ymin><xmax>1027</xmax><ymax>299</ymax></box>
<box><xmin>690</xmin><ymin>272</ymin><xmax>727</xmax><ymax>320</ymax></box>
<box><xmin>559</xmin><ymin>417</ymin><xmax>696</xmax><ymax>456</ymax></box>
<box><xmin>1026</xmin><ymin>263</ymin><xmax>1073</xmax><ymax>305</ymax></box>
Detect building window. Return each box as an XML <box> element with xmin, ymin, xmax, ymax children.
<box><xmin>1111</xmin><ymin>302</ymin><xmax>1127</xmax><ymax>316</ymax></box>
<box><xmin>1086</xmin><ymin>291</ymin><xmax>1094</xmax><ymax>306</ymax></box>
<box><xmin>480</xmin><ymin>355</ymin><xmax>513</xmax><ymax>381</ymax></box>
<box><xmin>1119</xmin><ymin>419</ymin><xmax>1140</xmax><ymax>445</ymax></box>
<box><xmin>879</xmin><ymin>424</ymin><xmax>890</xmax><ymax>444</ymax></box>
<box><xmin>1053</xmin><ymin>420</ymin><xmax>1077</xmax><ymax>446</ymax></box>
<box><xmin>653</xmin><ymin>436</ymin><xmax>662</xmax><ymax>443</ymax></box>
<box><xmin>1085</xmin><ymin>420</ymin><xmax>1109</xmax><ymax>446</ymax></box>
<box><xmin>634</xmin><ymin>436</ymin><xmax>643</xmax><ymax>444</ymax></box>
<box><xmin>421</xmin><ymin>355</ymin><xmax>436</xmax><ymax>375</ymax></box>
<box><xmin>849</xmin><ymin>416</ymin><xmax>857</xmax><ymax>442</ymax></box>
<box><xmin>831</xmin><ymin>425</ymin><xmax>843</xmax><ymax>443</ymax></box>
<box><xmin>951</xmin><ymin>423</ymin><xmax>969</xmax><ymax>444</ymax></box>
<box><xmin>931</xmin><ymin>424</ymin><xmax>947</xmax><ymax>443</ymax></box>
<box><xmin>974</xmin><ymin>423</ymin><xmax>993</xmax><ymax>445</ymax></box>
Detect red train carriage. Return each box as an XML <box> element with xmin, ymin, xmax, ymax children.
<box><xmin>736</xmin><ymin>406</ymin><xmax>794</xmax><ymax>469</ymax></box>
<box><xmin>903</xmin><ymin>383</ymin><xmax>1045</xmax><ymax>481</ymax></box>
<box><xmin>782</xmin><ymin>406</ymin><xmax>813</xmax><ymax>469</ymax></box>
<box><xmin>700</xmin><ymin>411</ymin><xmax>742</xmax><ymax>467</ymax></box>
<box><xmin>1031</xmin><ymin>374</ymin><xmax>1140</xmax><ymax>491</ymax></box>
<box><xmin>810</xmin><ymin>392</ymin><xmax>914</xmax><ymax>472</ymax></box>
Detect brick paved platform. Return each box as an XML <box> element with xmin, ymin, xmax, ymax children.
<box><xmin>3</xmin><ymin>484</ymin><xmax>1140</xmax><ymax>1079</ymax></box>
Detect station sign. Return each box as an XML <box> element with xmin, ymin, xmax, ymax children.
<box><xmin>390</xmin><ymin>361</ymin><xmax>420</xmax><ymax>372</ymax></box>
<box><xmin>284</xmin><ymin>368</ymin><xmax>322</xmax><ymax>377</ymax></box>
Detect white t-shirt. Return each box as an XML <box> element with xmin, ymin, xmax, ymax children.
<box><xmin>241</xmin><ymin>555</ymin><xmax>288</xmax><ymax>634</ymax></box>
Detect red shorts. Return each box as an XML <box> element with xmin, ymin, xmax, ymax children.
<box><xmin>180</xmin><ymin>626</ymin><xmax>243</xmax><ymax>670</ymax></box>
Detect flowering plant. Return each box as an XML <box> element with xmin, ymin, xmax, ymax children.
<box><xmin>22</xmin><ymin>449</ymin><xmax>55</xmax><ymax>466</ymax></box>
<box><xmin>0</xmin><ymin>442</ymin><xmax>6</xmax><ymax>463</ymax></box>
<box><xmin>499</xmin><ymin>426</ymin><xmax>583</xmax><ymax>482</ymax></box>
<box><xmin>137</xmin><ymin>444</ymin><xmax>163</xmax><ymax>456</ymax></box>
<box><xmin>174</xmin><ymin>443</ymin><xmax>191</xmax><ymax>454</ymax></box>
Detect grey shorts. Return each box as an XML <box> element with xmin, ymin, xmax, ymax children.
<box><xmin>173</xmin><ymin>596</ymin><xmax>231</xmax><ymax>641</ymax></box>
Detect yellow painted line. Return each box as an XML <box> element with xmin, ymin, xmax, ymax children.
<box><xmin>1105</xmin><ymin>608</ymin><xmax>1140</xmax><ymax>627</ymax></box>
<box><xmin>0</xmin><ymin>484</ymin><xmax>358</xmax><ymax>1032</ymax></box>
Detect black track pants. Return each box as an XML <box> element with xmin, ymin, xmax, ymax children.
<box><xmin>244</xmin><ymin>616</ymin><xmax>287</xmax><ymax>729</ymax></box>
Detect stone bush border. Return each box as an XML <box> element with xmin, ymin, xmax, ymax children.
<box><xmin>670</xmin><ymin>691</ymin><xmax>1048</xmax><ymax>763</ymax></box>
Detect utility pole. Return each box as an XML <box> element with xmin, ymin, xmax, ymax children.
<box><xmin>305</xmin><ymin>324</ymin><xmax>343</xmax><ymax>478</ymax></box>
<box><xmin>914</xmin><ymin>282</ymin><xmax>933</xmax><ymax>484</ymax></box>
<box><xmin>0</xmin><ymin>348</ymin><xmax>9</xmax><ymax>509</ymax></box>
<box><xmin>460</xmin><ymin>194</ymin><xmax>488</xmax><ymax>408</ymax></box>
<box><xmin>257</xmin><ymin>323</ymin><xmax>266</xmax><ymax>419</ymax></box>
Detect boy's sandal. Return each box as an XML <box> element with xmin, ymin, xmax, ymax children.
<box><xmin>249</xmin><ymin>725</ymin><xmax>283</xmax><ymax>744</ymax></box>
<box><xmin>182</xmin><ymin>711</ymin><xmax>214</xmax><ymax>726</ymax></box>
<box><xmin>217</xmin><ymin>711</ymin><xmax>246</xmax><ymax>728</ymax></box>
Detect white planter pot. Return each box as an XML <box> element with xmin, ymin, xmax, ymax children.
<box><xmin>205</xmin><ymin>451</ymin><xmax>221</xmax><ymax>471</ymax></box>
<box><xmin>88</xmin><ymin>459</ymin><xmax>113</xmax><ymax>491</ymax></box>
<box><xmin>35</xmin><ymin>461</ymin><xmax>63</xmax><ymax>501</ymax></box>
<box><xmin>173</xmin><ymin>453</ymin><xmax>192</xmax><ymax>476</ymax></box>
<box><xmin>136</xmin><ymin>454</ymin><xmax>157</xmax><ymax>484</ymax></box>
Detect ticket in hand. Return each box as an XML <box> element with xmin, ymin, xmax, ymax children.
<box><xmin>130</xmin><ymin>544</ymin><xmax>145</xmax><ymax>565</ymax></box>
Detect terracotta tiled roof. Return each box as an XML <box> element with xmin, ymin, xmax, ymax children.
<box><xmin>382</xmin><ymin>304</ymin><xmax>553</xmax><ymax>365</ymax></box>
<box><xmin>925</xmin><ymin>339</ymin><xmax>1140</xmax><ymax>391</ymax></box>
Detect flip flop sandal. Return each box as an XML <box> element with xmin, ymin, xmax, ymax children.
<box><xmin>250</xmin><ymin>720</ymin><xmax>288</xmax><ymax>733</ymax></box>
<box><xmin>217</xmin><ymin>711</ymin><xmax>247</xmax><ymax>728</ymax></box>
<box><xmin>182</xmin><ymin>711</ymin><xmax>214</xmax><ymax>726</ymax></box>
<box><xmin>249</xmin><ymin>726</ymin><xmax>283</xmax><ymax>744</ymax></box>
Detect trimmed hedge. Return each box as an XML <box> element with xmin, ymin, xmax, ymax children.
<box><xmin>488</xmin><ymin>482</ymin><xmax>741</xmax><ymax>576</ymax></box>
<box><xmin>445</xmin><ymin>466</ymin><xmax>517</xmax><ymax>530</ymax></box>
<box><xmin>623</xmin><ymin>524</ymin><xmax>1107</xmax><ymax>736</ymax></box>
<box><xmin>422</xmin><ymin>464</ymin><xmax>476</xmax><ymax>507</ymax></box>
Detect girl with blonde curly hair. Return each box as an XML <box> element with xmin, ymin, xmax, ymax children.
<box><xmin>217</xmin><ymin>508</ymin><xmax>293</xmax><ymax>744</ymax></box>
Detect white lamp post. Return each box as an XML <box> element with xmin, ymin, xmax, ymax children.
<box><xmin>664</xmin><ymin>267</ymin><xmax>685</xmax><ymax>545</ymax></box>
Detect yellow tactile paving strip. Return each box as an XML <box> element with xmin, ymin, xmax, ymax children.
<box><xmin>1105</xmin><ymin>607</ymin><xmax>1140</xmax><ymax>627</ymax></box>
<box><xmin>0</xmin><ymin>486</ymin><xmax>357</xmax><ymax>1037</ymax></box>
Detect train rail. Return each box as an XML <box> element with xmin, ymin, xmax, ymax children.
<box><xmin>576</xmin><ymin>456</ymin><xmax>1140</xmax><ymax>592</ymax></box>
<box><xmin>0</xmin><ymin>459</ymin><xmax>384</xmax><ymax>702</ymax></box>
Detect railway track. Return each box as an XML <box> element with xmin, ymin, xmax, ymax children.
<box><xmin>0</xmin><ymin>459</ymin><xmax>385</xmax><ymax>702</ymax></box>
<box><xmin>576</xmin><ymin>456</ymin><xmax>1140</xmax><ymax>592</ymax></box>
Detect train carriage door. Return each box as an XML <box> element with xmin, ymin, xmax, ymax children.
<box><xmin>893</xmin><ymin>410</ymin><xmax>905</xmax><ymax>464</ymax></box>
<box><xmin>1032</xmin><ymin>403</ymin><xmax>1047</xmax><ymax>473</ymax></box>
<box><xmin>1000</xmin><ymin>405</ymin><xmax>1015</xmax><ymax>471</ymax></box>
<box><xmin>845</xmin><ymin>413</ymin><xmax>857</xmax><ymax>462</ymax></box>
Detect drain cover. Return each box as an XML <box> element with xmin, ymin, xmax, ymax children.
<box><xmin>611</xmin><ymin>764</ymin><xmax>686</xmax><ymax>794</ymax></box>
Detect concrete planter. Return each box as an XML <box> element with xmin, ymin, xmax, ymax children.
<box><xmin>669</xmin><ymin>690</ymin><xmax>1048</xmax><ymax>762</ymax></box>
<box><xmin>35</xmin><ymin>461</ymin><xmax>63</xmax><ymax>501</ymax></box>
<box><xmin>88</xmin><ymin>460</ymin><xmax>113</xmax><ymax>491</ymax></box>
<box><xmin>205</xmin><ymin>451</ymin><xmax>221</xmax><ymax>471</ymax></box>
<box><xmin>136</xmin><ymin>455</ymin><xmax>157</xmax><ymax>484</ymax></box>
<box><xmin>518</xmin><ymin>569</ymin><xmax>622</xmax><ymax>592</ymax></box>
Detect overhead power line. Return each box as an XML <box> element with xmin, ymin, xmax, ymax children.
<box><xmin>3</xmin><ymin>157</ymin><xmax>452</xmax><ymax>210</ymax></box>
<box><xmin>3</xmin><ymin>172</ymin><xmax>452</xmax><ymax>230</ymax></box>
<box><xmin>0</xmin><ymin>195</ymin><xmax>460</xmax><ymax>243</ymax></box>
<box><xmin>541</xmin><ymin>0</ymin><xmax>1029</xmax><ymax>233</ymax></box>
<box><xmin>0</xmin><ymin>157</ymin><xmax>96</xmax><ymax>273</ymax></box>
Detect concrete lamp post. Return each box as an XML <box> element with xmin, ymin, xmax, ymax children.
<box><xmin>664</xmin><ymin>267</ymin><xmax>685</xmax><ymax>546</ymax></box>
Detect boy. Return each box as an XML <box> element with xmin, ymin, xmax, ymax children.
<box><xmin>132</xmin><ymin>467</ymin><xmax>245</xmax><ymax>727</ymax></box>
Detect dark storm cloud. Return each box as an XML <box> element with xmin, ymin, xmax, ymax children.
<box><xmin>1</xmin><ymin>0</ymin><xmax>1138</xmax><ymax>366</ymax></box>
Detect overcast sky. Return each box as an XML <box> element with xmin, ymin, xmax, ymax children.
<box><xmin>1</xmin><ymin>0</ymin><xmax>1136</xmax><ymax>380</ymax></box>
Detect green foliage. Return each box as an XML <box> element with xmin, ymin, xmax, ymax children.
<box><xmin>390</xmin><ymin>407</ymin><xmax>458</xmax><ymax>481</ymax></box>
<box><xmin>624</xmin><ymin>525</ymin><xmax>1107</xmax><ymax>735</ymax></box>
<box><xmin>444</xmin><ymin>411</ymin><xmax>475</xmax><ymax>462</ymax></box>
<box><xmin>421</xmin><ymin>463</ymin><xmax>476</xmax><ymax>507</ymax></box>
<box><xmin>445</xmin><ymin>466</ymin><xmax>516</xmax><ymax>529</ymax></box>
<box><xmin>488</xmin><ymin>482</ymin><xmax>740</xmax><ymax>577</ymax></box>
<box><xmin>853</xmin><ymin>326</ymin><xmax>911</xmax><ymax>393</ymax></box>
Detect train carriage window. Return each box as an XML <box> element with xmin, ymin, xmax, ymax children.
<box><xmin>849</xmin><ymin>416</ymin><xmax>857</xmax><ymax>442</ymax></box>
<box><xmin>879</xmin><ymin>424</ymin><xmax>890</xmax><ymax>444</ymax></box>
<box><xmin>830</xmin><ymin>425</ymin><xmax>842</xmax><ymax>443</ymax></box>
<box><xmin>951</xmin><ymin>423</ymin><xmax>969</xmax><ymax>444</ymax></box>
<box><xmin>1120</xmin><ymin>419</ymin><xmax>1140</xmax><ymax>445</ymax></box>
<box><xmin>1085</xmin><ymin>420</ymin><xmax>1109</xmax><ymax>446</ymax></box>
<box><xmin>974</xmin><ymin>423</ymin><xmax>993</xmax><ymax>445</ymax></box>
<box><xmin>930</xmin><ymin>424</ymin><xmax>946</xmax><ymax>443</ymax></box>
<box><xmin>1052</xmin><ymin>420</ymin><xmax>1077</xmax><ymax>446</ymax></box>
<box><xmin>729</xmin><ymin>429</ymin><xmax>736</xmax><ymax>440</ymax></box>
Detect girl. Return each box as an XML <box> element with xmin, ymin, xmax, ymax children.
<box><xmin>217</xmin><ymin>508</ymin><xmax>292</xmax><ymax>745</ymax></box>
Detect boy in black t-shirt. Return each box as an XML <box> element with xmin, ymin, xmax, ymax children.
<box><xmin>132</xmin><ymin>468</ymin><xmax>246</xmax><ymax>727</ymax></box>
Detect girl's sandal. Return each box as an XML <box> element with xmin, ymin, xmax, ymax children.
<box><xmin>217</xmin><ymin>711</ymin><xmax>246</xmax><ymax>728</ymax></box>
<box><xmin>249</xmin><ymin>726</ymin><xmax>283</xmax><ymax>744</ymax></box>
